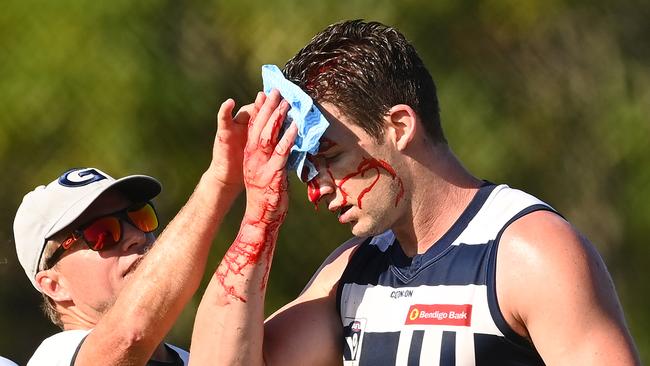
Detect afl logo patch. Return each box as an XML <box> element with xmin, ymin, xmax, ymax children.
<box><xmin>343</xmin><ymin>318</ymin><xmax>366</xmax><ymax>364</ymax></box>
<box><xmin>58</xmin><ymin>168</ymin><xmax>107</xmax><ymax>187</ymax></box>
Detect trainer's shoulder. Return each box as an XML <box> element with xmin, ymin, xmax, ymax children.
<box><xmin>28</xmin><ymin>329</ymin><xmax>91</xmax><ymax>366</ymax></box>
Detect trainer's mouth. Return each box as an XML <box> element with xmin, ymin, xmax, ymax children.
<box><xmin>124</xmin><ymin>256</ymin><xmax>144</xmax><ymax>277</ymax></box>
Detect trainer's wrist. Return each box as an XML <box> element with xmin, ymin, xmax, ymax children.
<box><xmin>201</xmin><ymin>169</ymin><xmax>244</xmax><ymax>197</ymax></box>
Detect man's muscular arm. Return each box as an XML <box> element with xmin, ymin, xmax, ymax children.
<box><xmin>189</xmin><ymin>89</ymin><xmax>298</xmax><ymax>365</ymax></box>
<box><xmin>497</xmin><ymin>210</ymin><xmax>640</xmax><ymax>365</ymax></box>
<box><xmin>74</xmin><ymin>94</ymin><xmax>264</xmax><ymax>365</ymax></box>
<box><xmin>262</xmin><ymin>237</ymin><xmax>364</xmax><ymax>366</ymax></box>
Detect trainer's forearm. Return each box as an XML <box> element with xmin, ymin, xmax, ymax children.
<box><xmin>76</xmin><ymin>171</ymin><xmax>241</xmax><ymax>365</ymax></box>
<box><xmin>189</xmin><ymin>212</ymin><xmax>282</xmax><ymax>366</ymax></box>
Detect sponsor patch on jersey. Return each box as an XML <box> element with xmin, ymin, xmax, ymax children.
<box><xmin>404</xmin><ymin>304</ymin><xmax>472</xmax><ymax>326</ymax></box>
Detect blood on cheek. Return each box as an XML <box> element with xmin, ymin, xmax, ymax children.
<box><xmin>307</xmin><ymin>156</ymin><xmax>405</xmax><ymax>211</ymax></box>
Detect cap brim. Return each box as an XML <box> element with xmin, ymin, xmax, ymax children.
<box><xmin>44</xmin><ymin>175</ymin><xmax>162</xmax><ymax>239</ymax></box>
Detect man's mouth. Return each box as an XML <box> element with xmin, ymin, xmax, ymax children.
<box><xmin>337</xmin><ymin>206</ymin><xmax>352</xmax><ymax>221</ymax></box>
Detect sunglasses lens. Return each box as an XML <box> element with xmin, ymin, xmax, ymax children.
<box><xmin>127</xmin><ymin>203</ymin><xmax>158</xmax><ymax>233</ymax></box>
<box><xmin>83</xmin><ymin>217</ymin><xmax>121</xmax><ymax>250</ymax></box>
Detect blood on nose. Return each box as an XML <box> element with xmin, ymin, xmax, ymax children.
<box><xmin>307</xmin><ymin>179</ymin><xmax>322</xmax><ymax>210</ymax></box>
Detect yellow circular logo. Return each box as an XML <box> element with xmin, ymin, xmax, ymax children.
<box><xmin>409</xmin><ymin>308</ymin><xmax>419</xmax><ymax>320</ymax></box>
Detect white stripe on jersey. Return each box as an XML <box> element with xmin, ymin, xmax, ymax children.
<box><xmin>419</xmin><ymin>330</ymin><xmax>443</xmax><ymax>366</ymax></box>
<box><xmin>394</xmin><ymin>329</ymin><xmax>414</xmax><ymax>365</ymax></box>
<box><xmin>456</xmin><ymin>329</ymin><xmax>476</xmax><ymax>366</ymax></box>
<box><xmin>452</xmin><ymin>185</ymin><xmax>551</xmax><ymax>246</ymax></box>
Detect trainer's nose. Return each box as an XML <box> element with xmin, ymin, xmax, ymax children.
<box><xmin>120</xmin><ymin>220</ymin><xmax>151</xmax><ymax>254</ymax></box>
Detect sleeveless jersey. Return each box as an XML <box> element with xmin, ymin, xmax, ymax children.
<box><xmin>337</xmin><ymin>183</ymin><xmax>554</xmax><ymax>366</ymax></box>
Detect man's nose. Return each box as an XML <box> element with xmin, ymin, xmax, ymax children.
<box><xmin>307</xmin><ymin>170</ymin><xmax>336</xmax><ymax>206</ymax></box>
<box><xmin>120</xmin><ymin>220</ymin><xmax>151</xmax><ymax>253</ymax></box>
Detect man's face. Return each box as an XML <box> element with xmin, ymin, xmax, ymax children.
<box><xmin>52</xmin><ymin>190</ymin><xmax>155</xmax><ymax>318</ymax></box>
<box><xmin>307</xmin><ymin>102</ymin><xmax>406</xmax><ymax>237</ymax></box>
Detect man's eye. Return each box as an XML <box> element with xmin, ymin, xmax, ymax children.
<box><xmin>325</xmin><ymin>154</ymin><xmax>341</xmax><ymax>162</ymax></box>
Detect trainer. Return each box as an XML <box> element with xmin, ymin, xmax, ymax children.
<box><xmin>13</xmin><ymin>94</ymin><xmax>261</xmax><ymax>365</ymax></box>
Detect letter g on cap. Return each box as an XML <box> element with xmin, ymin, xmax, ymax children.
<box><xmin>58</xmin><ymin>168</ymin><xmax>107</xmax><ymax>187</ymax></box>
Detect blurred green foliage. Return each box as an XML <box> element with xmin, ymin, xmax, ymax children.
<box><xmin>1</xmin><ymin>1</ymin><xmax>648</xmax><ymax>364</ymax></box>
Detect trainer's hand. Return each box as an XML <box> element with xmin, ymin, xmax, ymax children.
<box><xmin>243</xmin><ymin>89</ymin><xmax>298</xmax><ymax>224</ymax></box>
<box><xmin>208</xmin><ymin>92</ymin><xmax>266</xmax><ymax>189</ymax></box>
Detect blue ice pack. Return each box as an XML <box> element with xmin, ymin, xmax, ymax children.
<box><xmin>261</xmin><ymin>64</ymin><xmax>329</xmax><ymax>182</ymax></box>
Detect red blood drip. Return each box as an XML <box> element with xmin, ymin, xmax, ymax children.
<box><xmin>305</xmin><ymin>154</ymin><xmax>321</xmax><ymax>210</ymax></box>
<box><xmin>327</xmin><ymin>165</ymin><xmax>349</xmax><ymax>208</ymax></box>
<box><xmin>215</xmin><ymin>122</ymin><xmax>289</xmax><ymax>302</ymax></box>
<box><xmin>306</xmin><ymin>60</ymin><xmax>338</xmax><ymax>90</ymax></box>
<box><xmin>307</xmin><ymin>179</ymin><xmax>321</xmax><ymax>210</ymax></box>
<box><xmin>306</xmin><ymin>140</ymin><xmax>405</xmax><ymax>214</ymax></box>
<box><xmin>334</xmin><ymin>157</ymin><xmax>405</xmax><ymax>210</ymax></box>
<box><xmin>215</xmin><ymin>198</ymin><xmax>284</xmax><ymax>303</ymax></box>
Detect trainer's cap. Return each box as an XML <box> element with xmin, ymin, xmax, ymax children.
<box><xmin>14</xmin><ymin>167</ymin><xmax>162</xmax><ymax>291</ymax></box>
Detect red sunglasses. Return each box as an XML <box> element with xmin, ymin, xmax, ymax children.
<box><xmin>44</xmin><ymin>202</ymin><xmax>158</xmax><ymax>269</ymax></box>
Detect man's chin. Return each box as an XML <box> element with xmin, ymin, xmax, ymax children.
<box><xmin>350</xmin><ymin>221</ymin><xmax>384</xmax><ymax>238</ymax></box>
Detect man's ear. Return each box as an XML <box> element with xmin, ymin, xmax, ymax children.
<box><xmin>36</xmin><ymin>269</ymin><xmax>72</xmax><ymax>302</ymax></box>
<box><xmin>386</xmin><ymin>104</ymin><xmax>417</xmax><ymax>151</ymax></box>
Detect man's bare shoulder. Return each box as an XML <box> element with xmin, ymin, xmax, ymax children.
<box><xmin>299</xmin><ymin>236</ymin><xmax>366</xmax><ymax>299</ymax></box>
<box><xmin>496</xmin><ymin>210</ymin><xmax>639</xmax><ymax>363</ymax></box>
<box><xmin>497</xmin><ymin>210</ymin><xmax>599</xmax><ymax>326</ymax></box>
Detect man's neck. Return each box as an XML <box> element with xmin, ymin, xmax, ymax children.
<box><xmin>391</xmin><ymin>145</ymin><xmax>482</xmax><ymax>257</ymax></box>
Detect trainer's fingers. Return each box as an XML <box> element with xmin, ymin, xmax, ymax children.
<box><xmin>238</xmin><ymin>92</ymin><xmax>264</xmax><ymax>127</ymax></box>
<box><xmin>233</xmin><ymin>103</ymin><xmax>256</xmax><ymax>126</ymax></box>
<box><xmin>248</xmin><ymin>89</ymin><xmax>281</xmax><ymax>150</ymax></box>
<box><xmin>269</xmin><ymin>122</ymin><xmax>298</xmax><ymax>171</ymax></box>
<box><xmin>216</xmin><ymin>98</ymin><xmax>236</xmax><ymax>129</ymax></box>
<box><xmin>254</xmin><ymin>91</ymin><xmax>265</xmax><ymax>111</ymax></box>
<box><xmin>260</xmin><ymin>100</ymin><xmax>289</xmax><ymax>151</ymax></box>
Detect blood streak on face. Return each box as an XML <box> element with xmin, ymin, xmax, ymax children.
<box><xmin>306</xmin><ymin>137</ymin><xmax>338</xmax><ymax>209</ymax></box>
<box><xmin>336</xmin><ymin>157</ymin><xmax>405</xmax><ymax>209</ymax></box>
<box><xmin>307</xmin><ymin>135</ymin><xmax>405</xmax><ymax>212</ymax></box>
<box><xmin>214</xmin><ymin>109</ymin><xmax>289</xmax><ymax>303</ymax></box>
<box><xmin>307</xmin><ymin>178</ymin><xmax>320</xmax><ymax>209</ymax></box>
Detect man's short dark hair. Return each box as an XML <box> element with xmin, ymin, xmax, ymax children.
<box><xmin>284</xmin><ymin>19</ymin><xmax>446</xmax><ymax>144</ymax></box>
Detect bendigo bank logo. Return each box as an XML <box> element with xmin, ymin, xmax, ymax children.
<box><xmin>405</xmin><ymin>304</ymin><xmax>472</xmax><ymax>326</ymax></box>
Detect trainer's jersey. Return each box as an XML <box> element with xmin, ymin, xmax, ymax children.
<box><xmin>337</xmin><ymin>183</ymin><xmax>554</xmax><ymax>366</ymax></box>
<box><xmin>27</xmin><ymin>329</ymin><xmax>189</xmax><ymax>366</ymax></box>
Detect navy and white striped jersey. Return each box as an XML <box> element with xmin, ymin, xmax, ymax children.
<box><xmin>337</xmin><ymin>183</ymin><xmax>553</xmax><ymax>366</ymax></box>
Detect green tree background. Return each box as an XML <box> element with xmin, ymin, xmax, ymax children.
<box><xmin>1</xmin><ymin>1</ymin><xmax>648</xmax><ymax>364</ymax></box>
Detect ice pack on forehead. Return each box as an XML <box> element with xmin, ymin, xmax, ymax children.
<box><xmin>262</xmin><ymin>64</ymin><xmax>329</xmax><ymax>182</ymax></box>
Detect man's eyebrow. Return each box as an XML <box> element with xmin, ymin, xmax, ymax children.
<box><xmin>317</xmin><ymin>137</ymin><xmax>338</xmax><ymax>154</ymax></box>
